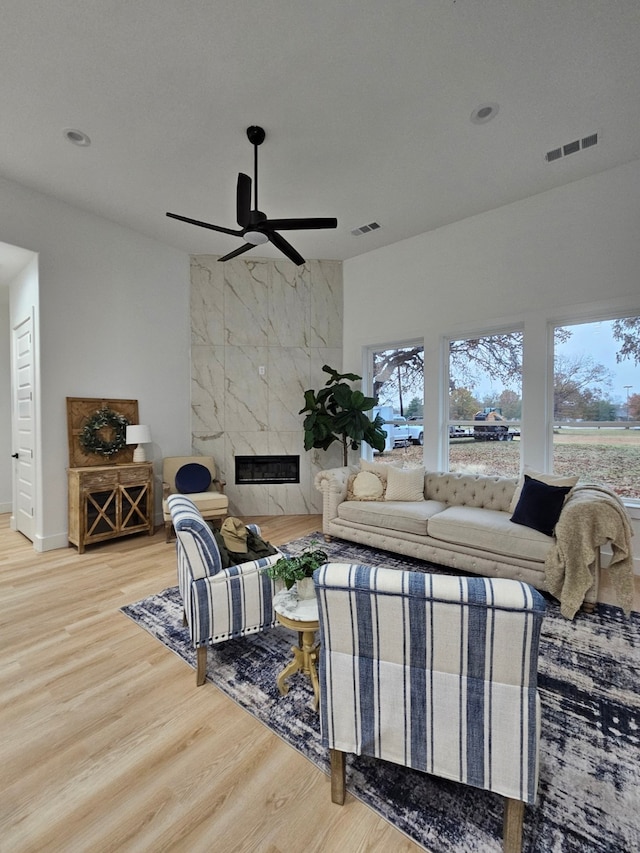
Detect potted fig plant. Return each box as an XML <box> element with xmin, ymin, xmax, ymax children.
<box><xmin>264</xmin><ymin>541</ymin><xmax>328</xmax><ymax>599</ymax></box>
<box><xmin>300</xmin><ymin>365</ymin><xmax>387</xmax><ymax>467</ymax></box>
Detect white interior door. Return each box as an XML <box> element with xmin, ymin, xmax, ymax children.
<box><xmin>12</xmin><ymin>313</ymin><xmax>35</xmax><ymax>541</ymax></box>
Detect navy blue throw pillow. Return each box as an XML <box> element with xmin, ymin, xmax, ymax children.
<box><xmin>175</xmin><ymin>462</ymin><xmax>212</xmax><ymax>494</ymax></box>
<box><xmin>510</xmin><ymin>474</ymin><xmax>572</xmax><ymax>537</ymax></box>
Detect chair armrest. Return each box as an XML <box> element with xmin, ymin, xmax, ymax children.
<box><xmin>162</xmin><ymin>481</ymin><xmax>172</xmax><ymax>499</ymax></box>
<box><xmin>212</xmin><ymin>477</ymin><xmax>226</xmax><ymax>493</ymax></box>
<box><xmin>208</xmin><ymin>550</ymin><xmax>283</xmax><ymax>583</ymax></box>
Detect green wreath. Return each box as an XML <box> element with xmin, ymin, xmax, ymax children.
<box><xmin>80</xmin><ymin>407</ymin><xmax>130</xmax><ymax>457</ymax></box>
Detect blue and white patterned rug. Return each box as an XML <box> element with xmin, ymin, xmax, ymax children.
<box><xmin>121</xmin><ymin>535</ymin><xmax>640</xmax><ymax>852</ymax></box>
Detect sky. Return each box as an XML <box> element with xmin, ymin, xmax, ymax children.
<box><xmin>555</xmin><ymin>319</ymin><xmax>638</xmax><ymax>406</ymax></box>
<box><xmin>376</xmin><ymin>316</ymin><xmax>639</xmax><ymax>411</ymax></box>
<box><xmin>471</xmin><ymin>318</ymin><xmax>638</xmax><ymax>406</ymax></box>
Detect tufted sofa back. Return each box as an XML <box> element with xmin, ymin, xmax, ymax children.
<box><xmin>425</xmin><ymin>471</ymin><xmax>517</xmax><ymax>513</ymax></box>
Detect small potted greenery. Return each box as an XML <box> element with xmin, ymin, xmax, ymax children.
<box><xmin>264</xmin><ymin>541</ymin><xmax>328</xmax><ymax>599</ymax></box>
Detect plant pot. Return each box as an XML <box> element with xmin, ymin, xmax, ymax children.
<box><xmin>296</xmin><ymin>577</ymin><xmax>316</xmax><ymax>600</ymax></box>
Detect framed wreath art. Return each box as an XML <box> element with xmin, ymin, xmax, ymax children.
<box><xmin>80</xmin><ymin>407</ymin><xmax>130</xmax><ymax>457</ymax></box>
<box><xmin>66</xmin><ymin>397</ymin><xmax>139</xmax><ymax>466</ymax></box>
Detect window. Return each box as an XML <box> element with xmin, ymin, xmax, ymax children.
<box><xmin>447</xmin><ymin>330</ymin><xmax>523</xmax><ymax>478</ymax></box>
<box><xmin>366</xmin><ymin>344</ymin><xmax>424</xmax><ymax>459</ymax></box>
<box><xmin>363</xmin><ymin>314</ymin><xmax>639</xmax><ymax>506</ymax></box>
<box><xmin>553</xmin><ymin>316</ymin><xmax>639</xmax><ymax>501</ymax></box>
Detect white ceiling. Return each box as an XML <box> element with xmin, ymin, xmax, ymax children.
<box><xmin>1</xmin><ymin>1</ymin><xmax>640</xmax><ymax>266</ymax></box>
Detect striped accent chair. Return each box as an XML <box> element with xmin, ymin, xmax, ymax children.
<box><xmin>167</xmin><ymin>494</ymin><xmax>283</xmax><ymax>685</ymax></box>
<box><xmin>314</xmin><ymin>563</ymin><xmax>546</xmax><ymax>853</ymax></box>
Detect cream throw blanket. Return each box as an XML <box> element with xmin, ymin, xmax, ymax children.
<box><xmin>544</xmin><ymin>484</ymin><xmax>634</xmax><ymax>619</ymax></box>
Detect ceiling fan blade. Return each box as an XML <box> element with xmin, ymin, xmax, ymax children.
<box><xmin>217</xmin><ymin>242</ymin><xmax>255</xmax><ymax>263</ymax></box>
<box><xmin>263</xmin><ymin>217</ymin><xmax>338</xmax><ymax>231</ymax></box>
<box><xmin>166</xmin><ymin>212</ymin><xmax>243</xmax><ymax>237</ymax></box>
<box><xmin>237</xmin><ymin>173</ymin><xmax>251</xmax><ymax>228</ymax></box>
<box><xmin>268</xmin><ymin>231</ymin><xmax>305</xmax><ymax>266</ymax></box>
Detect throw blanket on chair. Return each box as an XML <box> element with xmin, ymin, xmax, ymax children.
<box><xmin>544</xmin><ymin>484</ymin><xmax>634</xmax><ymax>619</ymax></box>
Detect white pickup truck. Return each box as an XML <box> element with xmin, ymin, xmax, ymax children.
<box><xmin>373</xmin><ymin>408</ymin><xmax>424</xmax><ymax>448</ymax></box>
<box><xmin>393</xmin><ymin>417</ymin><xmax>424</xmax><ymax>446</ymax></box>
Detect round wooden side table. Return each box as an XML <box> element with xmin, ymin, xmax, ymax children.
<box><xmin>274</xmin><ymin>587</ymin><xmax>320</xmax><ymax>711</ymax></box>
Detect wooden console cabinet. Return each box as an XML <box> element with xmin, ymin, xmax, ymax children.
<box><xmin>68</xmin><ymin>463</ymin><xmax>154</xmax><ymax>553</ymax></box>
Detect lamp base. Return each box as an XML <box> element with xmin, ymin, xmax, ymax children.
<box><xmin>133</xmin><ymin>445</ymin><xmax>147</xmax><ymax>463</ymax></box>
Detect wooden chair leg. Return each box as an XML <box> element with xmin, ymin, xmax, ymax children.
<box><xmin>503</xmin><ymin>797</ymin><xmax>524</xmax><ymax>853</ymax></box>
<box><xmin>165</xmin><ymin>520</ymin><xmax>174</xmax><ymax>543</ymax></box>
<box><xmin>196</xmin><ymin>646</ymin><xmax>207</xmax><ymax>686</ymax></box>
<box><xmin>330</xmin><ymin>749</ymin><xmax>346</xmax><ymax>805</ymax></box>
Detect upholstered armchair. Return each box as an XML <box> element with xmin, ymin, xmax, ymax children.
<box><xmin>314</xmin><ymin>563</ymin><xmax>546</xmax><ymax>853</ymax></box>
<box><xmin>162</xmin><ymin>455</ymin><xmax>228</xmax><ymax>542</ymax></box>
<box><xmin>167</xmin><ymin>494</ymin><xmax>283</xmax><ymax>685</ymax></box>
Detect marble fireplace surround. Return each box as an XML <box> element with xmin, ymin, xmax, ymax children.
<box><xmin>190</xmin><ymin>255</ymin><xmax>345</xmax><ymax>517</ymax></box>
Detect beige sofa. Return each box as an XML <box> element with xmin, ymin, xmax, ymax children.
<box><xmin>315</xmin><ymin>465</ymin><xmax>608</xmax><ymax>615</ymax></box>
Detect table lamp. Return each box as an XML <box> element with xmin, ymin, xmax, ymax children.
<box><xmin>126</xmin><ymin>424</ymin><xmax>152</xmax><ymax>462</ymax></box>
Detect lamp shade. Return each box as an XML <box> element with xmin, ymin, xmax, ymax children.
<box><xmin>126</xmin><ymin>424</ymin><xmax>152</xmax><ymax>462</ymax></box>
<box><xmin>126</xmin><ymin>425</ymin><xmax>152</xmax><ymax>445</ymax></box>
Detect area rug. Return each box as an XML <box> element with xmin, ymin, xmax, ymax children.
<box><xmin>121</xmin><ymin>535</ymin><xmax>640</xmax><ymax>852</ymax></box>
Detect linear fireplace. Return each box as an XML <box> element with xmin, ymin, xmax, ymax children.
<box><xmin>235</xmin><ymin>455</ymin><xmax>300</xmax><ymax>485</ymax></box>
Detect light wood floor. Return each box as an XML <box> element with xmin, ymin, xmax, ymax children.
<box><xmin>2</xmin><ymin>515</ymin><xmax>637</xmax><ymax>853</ymax></box>
<box><xmin>0</xmin><ymin>515</ymin><xmax>423</xmax><ymax>853</ymax></box>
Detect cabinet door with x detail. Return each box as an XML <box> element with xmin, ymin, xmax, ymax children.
<box><xmin>68</xmin><ymin>463</ymin><xmax>154</xmax><ymax>553</ymax></box>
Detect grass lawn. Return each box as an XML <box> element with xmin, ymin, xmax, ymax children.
<box><xmin>382</xmin><ymin>429</ymin><xmax>640</xmax><ymax>500</ymax></box>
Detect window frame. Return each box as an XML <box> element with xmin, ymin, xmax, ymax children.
<box><xmin>548</xmin><ymin>311</ymin><xmax>640</xmax><ymax>509</ymax></box>
<box><xmin>442</xmin><ymin>323</ymin><xmax>524</xmax><ymax>475</ymax></box>
<box><xmin>362</xmin><ymin>338</ymin><xmax>425</xmax><ymax>460</ymax></box>
<box><xmin>360</xmin><ymin>305</ymin><xmax>639</xmax><ymax>513</ymax></box>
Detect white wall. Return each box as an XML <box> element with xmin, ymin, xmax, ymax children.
<box><xmin>0</xmin><ymin>175</ymin><xmax>191</xmax><ymax>550</ymax></box>
<box><xmin>343</xmin><ymin>159</ymin><xmax>640</xmax><ymax>567</ymax></box>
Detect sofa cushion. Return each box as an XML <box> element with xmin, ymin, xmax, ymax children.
<box><xmin>338</xmin><ymin>499</ymin><xmax>445</xmax><ymax>536</ymax></box>
<box><xmin>360</xmin><ymin>458</ymin><xmax>400</xmax><ymax>482</ymax></box>
<box><xmin>347</xmin><ymin>470</ymin><xmax>385</xmax><ymax>501</ymax></box>
<box><xmin>510</xmin><ymin>475</ymin><xmax>572</xmax><ymax>536</ymax></box>
<box><xmin>384</xmin><ymin>465</ymin><xmax>425</xmax><ymax>502</ymax></box>
<box><xmin>509</xmin><ymin>467</ymin><xmax>578</xmax><ymax>513</ymax></box>
<box><xmin>427</xmin><ymin>505</ymin><xmax>553</xmax><ymax>563</ymax></box>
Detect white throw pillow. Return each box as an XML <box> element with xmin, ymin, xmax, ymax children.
<box><xmin>384</xmin><ymin>465</ymin><xmax>425</xmax><ymax>502</ymax></box>
<box><xmin>509</xmin><ymin>467</ymin><xmax>579</xmax><ymax>513</ymax></box>
<box><xmin>360</xmin><ymin>457</ymin><xmax>400</xmax><ymax>483</ymax></box>
<box><xmin>347</xmin><ymin>470</ymin><xmax>385</xmax><ymax>501</ymax></box>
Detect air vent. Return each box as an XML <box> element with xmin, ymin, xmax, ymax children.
<box><xmin>563</xmin><ymin>139</ymin><xmax>580</xmax><ymax>156</ymax></box>
<box><xmin>545</xmin><ymin>132</ymin><xmax>598</xmax><ymax>163</ymax></box>
<box><xmin>351</xmin><ymin>221</ymin><xmax>381</xmax><ymax>237</ymax></box>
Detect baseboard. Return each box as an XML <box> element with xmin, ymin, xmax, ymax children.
<box><xmin>0</xmin><ymin>501</ymin><xmax>12</xmax><ymax>514</ymax></box>
<box><xmin>33</xmin><ymin>532</ymin><xmax>72</xmax><ymax>553</ymax></box>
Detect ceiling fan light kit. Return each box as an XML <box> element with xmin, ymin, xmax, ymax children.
<box><xmin>166</xmin><ymin>126</ymin><xmax>337</xmax><ymax>266</ymax></box>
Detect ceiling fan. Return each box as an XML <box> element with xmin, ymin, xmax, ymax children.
<box><xmin>166</xmin><ymin>126</ymin><xmax>338</xmax><ymax>266</ymax></box>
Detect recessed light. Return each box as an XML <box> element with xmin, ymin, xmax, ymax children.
<box><xmin>470</xmin><ymin>103</ymin><xmax>499</xmax><ymax>125</ymax></box>
<box><xmin>63</xmin><ymin>128</ymin><xmax>91</xmax><ymax>147</ymax></box>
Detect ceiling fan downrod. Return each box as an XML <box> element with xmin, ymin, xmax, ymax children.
<box><xmin>246</xmin><ymin>126</ymin><xmax>265</xmax><ymax>211</ymax></box>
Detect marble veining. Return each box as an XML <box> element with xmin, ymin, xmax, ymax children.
<box><xmin>191</xmin><ymin>345</ymin><xmax>225</xmax><ymax>433</ymax></box>
<box><xmin>224</xmin><ymin>260</ymin><xmax>270</xmax><ymax>347</ymax></box>
<box><xmin>191</xmin><ymin>256</ymin><xmax>343</xmax><ymax>515</ymax></box>
<box><xmin>190</xmin><ymin>257</ymin><xmax>224</xmax><ymax>345</ymax></box>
